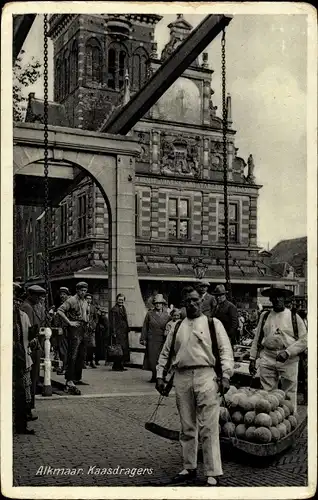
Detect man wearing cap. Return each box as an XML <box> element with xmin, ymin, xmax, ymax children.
<box><xmin>249</xmin><ymin>286</ymin><xmax>307</xmax><ymax>410</ymax></box>
<box><xmin>140</xmin><ymin>294</ymin><xmax>170</xmax><ymax>382</ymax></box>
<box><xmin>212</xmin><ymin>284</ymin><xmax>239</xmax><ymax>346</ymax></box>
<box><xmin>20</xmin><ymin>284</ymin><xmax>47</xmax><ymax>411</ymax></box>
<box><xmin>57</xmin><ymin>282</ymin><xmax>89</xmax><ymax>395</ymax></box>
<box><xmin>196</xmin><ymin>280</ymin><xmax>217</xmax><ymax>319</ymax></box>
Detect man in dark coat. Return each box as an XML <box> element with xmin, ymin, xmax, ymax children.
<box><xmin>196</xmin><ymin>280</ymin><xmax>217</xmax><ymax>319</ymax></box>
<box><xmin>20</xmin><ymin>285</ymin><xmax>47</xmax><ymax>411</ymax></box>
<box><xmin>95</xmin><ymin>308</ymin><xmax>109</xmax><ymax>365</ymax></box>
<box><xmin>212</xmin><ymin>284</ymin><xmax>239</xmax><ymax>346</ymax></box>
<box><xmin>109</xmin><ymin>294</ymin><xmax>130</xmax><ymax>371</ymax></box>
<box><xmin>13</xmin><ymin>283</ymin><xmax>35</xmax><ymax>435</ymax></box>
<box><xmin>85</xmin><ymin>294</ymin><xmax>98</xmax><ymax>368</ymax></box>
<box><xmin>52</xmin><ymin>286</ymin><xmax>70</xmax><ymax>375</ymax></box>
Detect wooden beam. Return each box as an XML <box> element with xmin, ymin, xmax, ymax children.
<box><xmin>13</xmin><ymin>15</ymin><xmax>36</xmax><ymax>62</ymax></box>
<box><xmin>103</xmin><ymin>14</ymin><xmax>232</xmax><ymax>135</ymax></box>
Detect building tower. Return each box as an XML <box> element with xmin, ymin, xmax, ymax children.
<box><xmin>48</xmin><ymin>14</ymin><xmax>162</xmax><ymax>130</ymax></box>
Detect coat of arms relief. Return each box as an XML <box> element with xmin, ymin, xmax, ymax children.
<box><xmin>159</xmin><ymin>133</ymin><xmax>201</xmax><ymax>178</ymax></box>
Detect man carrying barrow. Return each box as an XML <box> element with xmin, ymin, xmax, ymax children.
<box><xmin>156</xmin><ymin>286</ymin><xmax>234</xmax><ymax>486</ymax></box>
<box><xmin>249</xmin><ymin>286</ymin><xmax>307</xmax><ymax>412</ymax></box>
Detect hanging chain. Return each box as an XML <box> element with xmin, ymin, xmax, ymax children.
<box><xmin>221</xmin><ymin>29</ymin><xmax>232</xmax><ymax>300</ymax></box>
<box><xmin>43</xmin><ymin>14</ymin><xmax>50</xmax><ymax>317</ymax></box>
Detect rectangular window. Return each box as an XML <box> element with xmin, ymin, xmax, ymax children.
<box><xmin>168</xmin><ymin>197</ymin><xmax>190</xmax><ymax>240</ymax></box>
<box><xmin>60</xmin><ymin>203</ymin><xmax>68</xmax><ymax>244</ymax></box>
<box><xmin>77</xmin><ymin>194</ymin><xmax>87</xmax><ymax>239</ymax></box>
<box><xmin>218</xmin><ymin>201</ymin><xmax>239</xmax><ymax>243</ymax></box>
<box><xmin>27</xmin><ymin>254</ymin><xmax>34</xmax><ymax>277</ymax></box>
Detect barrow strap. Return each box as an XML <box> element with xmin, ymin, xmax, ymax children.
<box><xmin>163</xmin><ymin>320</ymin><xmax>183</xmax><ymax>377</ymax></box>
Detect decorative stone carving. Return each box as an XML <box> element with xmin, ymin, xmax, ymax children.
<box><xmin>246</xmin><ymin>154</ymin><xmax>256</xmax><ymax>183</ymax></box>
<box><xmin>209</xmin><ymin>88</ymin><xmax>218</xmax><ymax>118</ymax></box>
<box><xmin>232</xmin><ymin>155</ymin><xmax>246</xmax><ymax>179</ymax></box>
<box><xmin>211</xmin><ymin>154</ymin><xmax>223</xmax><ymax>171</ymax></box>
<box><xmin>160</xmin><ymin>133</ymin><xmax>201</xmax><ymax>178</ymax></box>
<box><xmin>136</xmin><ymin>131</ymin><xmax>150</xmax><ymax>162</ymax></box>
<box><xmin>150</xmin><ymin>42</ymin><xmax>158</xmax><ymax>59</ymax></box>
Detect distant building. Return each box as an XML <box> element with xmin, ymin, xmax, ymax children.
<box><xmin>257</xmin><ymin>237</ymin><xmax>307</xmax><ymax>306</ymax></box>
<box><xmin>269</xmin><ymin>237</ymin><xmax>307</xmax><ymax>297</ymax></box>
<box><xmin>14</xmin><ymin>14</ymin><xmax>300</xmax><ymax>311</ymax></box>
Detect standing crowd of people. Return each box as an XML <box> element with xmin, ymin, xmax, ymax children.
<box><xmin>13</xmin><ymin>278</ymin><xmax>307</xmax><ymax>487</ymax></box>
<box><xmin>12</xmin><ymin>281</ymin><xmax>129</xmax><ymax>430</ymax></box>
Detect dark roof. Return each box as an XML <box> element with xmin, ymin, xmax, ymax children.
<box><xmin>25</xmin><ymin>93</ymin><xmax>71</xmax><ymax>127</ymax></box>
<box><xmin>269</xmin><ymin>237</ymin><xmax>307</xmax><ymax>276</ymax></box>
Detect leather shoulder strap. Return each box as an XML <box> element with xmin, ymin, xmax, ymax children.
<box><xmin>208</xmin><ymin>317</ymin><xmax>222</xmax><ymax>379</ymax></box>
<box><xmin>257</xmin><ymin>310</ymin><xmax>271</xmax><ymax>352</ymax></box>
<box><xmin>164</xmin><ymin>319</ymin><xmax>183</xmax><ymax>375</ymax></box>
<box><xmin>291</xmin><ymin>310</ymin><xmax>299</xmax><ymax>340</ymax></box>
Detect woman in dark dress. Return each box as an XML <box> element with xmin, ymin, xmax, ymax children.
<box><xmin>140</xmin><ymin>294</ymin><xmax>170</xmax><ymax>382</ymax></box>
<box><xmin>109</xmin><ymin>294</ymin><xmax>130</xmax><ymax>371</ymax></box>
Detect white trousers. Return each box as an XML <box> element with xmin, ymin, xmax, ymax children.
<box><xmin>174</xmin><ymin>367</ymin><xmax>222</xmax><ymax>477</ymax></box>
<box><xmin>259</xmin><ymin>351</ymin><xmax>299</xmax><ymax>411</ymax></box>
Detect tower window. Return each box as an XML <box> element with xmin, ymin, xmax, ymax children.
<box><xmin>132</xmin><ymin>48</ymin><xmax>148</xmax><ymax>90</ymax></box>
<box><xmin>108</xmin><ymin>48</ymin><xmax>116</xmax><ymax>89</ymax></box>
<box><xmin>55</xmin><ymin>57</ymin><xmax>61</xmax><ymax>100</ymax></box>
<box><xmin>70</xmin><ymin>40</ymin><xmax>78</xmax><ymax>91</ymax></box>
<box><xmin>63</xmin><ymin>49</ymin><xmax>70</xmax><ymax>98</ymax></box>
<box><xmin>86</xmin><ymin>38</ymin><xmax>102</xmax><ymax>84</ymax></box>
<box><xmin>107</xmin><ymin>44</ymin><xmax>127</xmax><ymax>90</ymax></box>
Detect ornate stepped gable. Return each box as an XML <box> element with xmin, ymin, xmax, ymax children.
<box><xmin>161</xmin><ymin>14</ymin><xmax>197</xmax><ymax>65</ymax></box>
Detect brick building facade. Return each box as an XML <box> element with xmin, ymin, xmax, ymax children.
<box><xmin>15</xmin><ymin>13</ymin><xmax>299</xmax><ymax>312</ymax></box>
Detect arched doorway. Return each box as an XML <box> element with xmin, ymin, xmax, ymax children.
<box><xmin>13</xmin><ymin>122</ymin><xmax>147</xmax><ymax>327</ymax></box>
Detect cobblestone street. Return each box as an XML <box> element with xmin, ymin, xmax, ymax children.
<box><xmin>13</xmin><ymin>367</ymin><xmax>308</xmax><ymax>488</ymax></box>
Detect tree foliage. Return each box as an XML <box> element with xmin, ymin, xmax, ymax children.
<box><xmin>13</xmin><ymin>49</ymin><xmax>42</xmax><ymax>121</ymax></box>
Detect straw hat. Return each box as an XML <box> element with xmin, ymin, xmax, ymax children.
<box><xmin>261</xmin><ymin>286</ymin><xmax>293</xmax><ymax>298</ymax></box>
<box><xmin>153</xmin><ymin>294</ymin><xmax>167</xmax><ymax>304</ymax></box>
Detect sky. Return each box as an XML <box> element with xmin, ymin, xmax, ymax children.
<box><xmin>19</xmin><ymin>12</ymin><xmax>308</xmax><ymax>249</ymax></box>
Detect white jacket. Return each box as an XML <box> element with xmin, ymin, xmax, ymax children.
<box><xmin>157</xmin><ymin>314</ymin><xmax>234</xmax><ymax>379</ymax></box>
<box><xmin>250</xmin><ymin>308</ymin><xmax>307</xmax><ymax>361</ymax></box>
